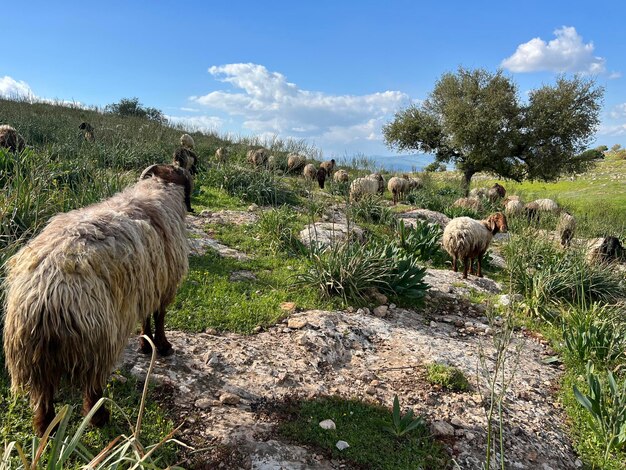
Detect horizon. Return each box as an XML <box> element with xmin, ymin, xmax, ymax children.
<box><xmin>2</xmin><ymin>1</ymin><xmax>625</xmax><ymax>158</ymax></box>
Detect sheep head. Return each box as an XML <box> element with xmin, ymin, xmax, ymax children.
<box><xmin>140</xmin><ymin>164</ymin><xmax>194</xmax><ymax>212</ymax></box>
<box><xmin>484</xmin><ymin>212</ymin><xmax>508</xmax><ymax>234</ymax></box>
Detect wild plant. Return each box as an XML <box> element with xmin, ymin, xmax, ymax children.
<box><xmin>348</xmin><ymin>195</ymin><xmax>395</xmax><ymax>225</ymax></box>
<box><xmin>395</xmin><ymin>219</ymin><xmax>447</xmax><ymax>265</ymax></box>
<box><xmin>257</xmin><ymin>206</ymin><xmax>306</xmax><ymax>255</ymax></box>
<box><xmin>383</xmin><ymin>395</ymin><xmax>425</xmax><ymax>437</ymax></box>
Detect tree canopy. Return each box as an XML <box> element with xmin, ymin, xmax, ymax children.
<box><xmin>105</xmin><ymin>97</ymin><xmax>166</xmax><ymax>123</ymax></box>
<box><xmin>383</xmin><ymin>68</ymin><xmax>604</xmax><ymax>190</ymax></box>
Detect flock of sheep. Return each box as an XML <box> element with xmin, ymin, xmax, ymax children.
<box><xmin>0</xmin><ymin>123</ymin><xmax>624</xmax><ymax>438</ymax></box>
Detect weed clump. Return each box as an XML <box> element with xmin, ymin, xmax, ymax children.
<box><xmin>425</xmin><ymin>363</ymin><xmax>471</xmax><ymax>392</ymax></box>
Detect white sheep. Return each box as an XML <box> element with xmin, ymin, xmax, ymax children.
<box><xmin>388</xmin><ymin>176</ymin><xmax>409</xmax><ymax>205</ymax></box>
<box><xmin>303</xmin><ymin>163</ymin><xmax>317</xmax><ymax>180</ymax></box>
<box><xmin>349</xmin><ymin>175</ymin><xmax>380</xmax><ymax>202</ymax></box>
<box><xmin>453</xmin><ymin>197</ymin><xmax>483</xmax><ymax>212</ymax></box>
<box><xmin>247</xmin><ymin>148</ymin><xmax>269</xmax><ymax>167</ymax></box>
<box><xmin>320</xmin><ymin>159</ymin><xmax>336</xmax><ymax>175</ymax></box>
<box><xmin>287</xmin><ymin>154</ymin><xmax>306</xmax><ymax>173</ymax></box>
<box><xmin>368</xmin><ymin>173</ymin><xmax>386</xmax><ymax>194</ymax></box>
<box><xmin>3</xmin><ymin>165</ymin><xmax>191</xmax><ymax>436</ymax></box>
<box><xmin>215</xmin><ymin>147</ymin><xmax>228</xmax><ymax>165</ymax></box>
<box><xmin>333</xmin><ymin>169</ymin><xmax>349</xmax><ymax>183</ymax></box>
<box><xmin>442</xmin><ymin>213</ymin><xmax>508</xmax><ymax>278</ymax></box>
<box><xmin>180</xmin><ymin>133</ymin><xmax>195</xmax><ymax>149</ymax></box>
<box><xmin>504</xmin><ymin>199</ymin><xmax>524</xmax><ymax>216</ymax></box>
<box><xmin>534</xmin><ymin>198</ymin><xmax>559</xmax><ymax>212</ymax></box>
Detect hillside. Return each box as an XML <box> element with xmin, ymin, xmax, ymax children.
<box><xmin>1</xmin><ymin>98</ymin><xmax>625</xmax><ymax>469</ymax></box>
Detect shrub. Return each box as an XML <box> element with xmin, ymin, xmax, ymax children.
<box><xmin>562</xmin><ymin>303</ymin><xmax>626</xmax><ymax>367</ymax></box>
<box><xmin>257</xmin><ymin>206</ymin><xmax>306</xmax><ymax>255</ymax></box>
<box><xmin>425</xmin><ymin>363</ymin><xmax>471</xmax><ymax>392</ymax></box>
<box><xmin>395</xmin><ymin>219</ymin><xmax>447</xmax><ymax>266</ymax></box>
<box><xmin>348</xmin><ymin>195</ymin><xmax>394</xmax><ymax>224</ymax></box>
<box><xmin>295</xmin><ymin>241</ymin><xmax>428</xmax><ymax>305</ymax></box>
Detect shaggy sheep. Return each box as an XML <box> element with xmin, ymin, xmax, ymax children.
<box><xmin>141</xmin><ymin>164</ymin><xmax>194</xmax><ymax>212</ymax></box>
<box><xmin>173</xmin><ymin>147</ymin><xmax>198</xmax><ymax>175</ymax></box>
<box><xmin>303</xmin><ymin>163</ymin><xmax>317</xmax><ymax>180</ymax></box>
<box><xmin>587</xmin><ymin>237</ymin><xmax>624</xmax><ymax>263</ymax></box>
<box><xmin>333</xmin><ymin>169</ymin><xmax>349</xmax><ymax>183</ymax></box>
<box><xmin>349</xmin><ymin>175</ymin><xmax>380</xmax><ymax>202</ymax></box>
<box><xmin>316</xmin><ymin>167</ymin><xmax>327</xmax><ymax>189</ymax></box>
<box><xmin>287</xmin><ymin>154</ymin><xmax>306</xmax><ymax>173</ymax></box>
<box><xmin>215</xmin><ymin>147</ymin><xmax>227</xmax><ymax>165</ymax></box>
<box><xmin>368</xmin><ymin>173</ymin><xmax>386</xmax><ymax>195</ymax></box>
<box><xmin>180</xmin><ymin>133</ymin><xmax>195</xmax><ymax>149</ymax></box>
<box><xmin>487</xmin><ymin>183</ymin><xmax>506</xmax><ymax>201</ymax></box>
<box><xmin>453</xmin><ymin>197</ymin><xmax>483</xmax><ymax>212</ymax></box>
<box><xmin>504</xmin><ymin>199</ymin><xmax>524</xmax><ymax>216</ymax></box>
<box><xmin>534</xmin><ymin>198</ymin><xmax>559</xmax><ymax>212</ymax></box>
<box><xmin>320</xmin><ymin>159</ymin><xmax>336</xmax><ymax>175</ymax></box>
<box><xmin>388</xmin><ymin>176</ymin><xmax>409</xmax><ymax>205</ymax></box>
<box><xmin>557</xmin><ymin>212</ymin><xmax>576</xmax><ymax>247</ymax></box>
<box><xmin>442</xmin><ymin>212</ymin><xmax>508</xmax><ymax>279</ymax></box>
<box><xmin>0</xmin><ymin>124</ymin><xmax>25</xmax><ymax>153</ymax></box>
<box><xmin>469</xmin><ymin>187</ymin><xmax>488</xmax><ymax>199</ymax></box>
<box><xmin>247</xmin><ymin>148</ymin><xmax>269</xmax><ymax>167</ymax></box>
<box><xmin>78</xmin><ymin>122</ymin><xmax>95</xmax><ymax>142</ymax></box>
<box><xmin>407</xmin><ymin>176</ymin><xmax>422</xmax><ymax>191</ymax></box>
<box><xmin>3</xmin><ymin>165</ymin><xmax>191</xmax><ymax>436</ymax></box>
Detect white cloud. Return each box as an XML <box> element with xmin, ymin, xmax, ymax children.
<box><xmin>501</xmin><ymin>26</ymin><xmax>606</xmax><ymax>74</ymax></box>
<box><xmin>608</xmin><ymin>71</ymin><xmax>622</xmax><ymax>80</ymax></box>
<box><xmin>0</xmin><ymin>75</ymin><xmax>35</xmax><ymax>99</ymax></box>
<box><xmin>610</xmin><ymin>103</ymin><xmax>626</xmax><ymax>119</ymax></box>
<box><xmin>598</xmin><ymin>123</ymin><xmax>626</xmax><ymax>136</ymax></box>
<box><xmin>190</xmin><ymin>63</ymin><xmax>410</xmax><ymax>153</ymax></box>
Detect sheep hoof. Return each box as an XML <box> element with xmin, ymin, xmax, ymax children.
<box><xmin>158</xmin><ymin>345</ymin><xmax>174</xmax><ymax>357</ymax></box>
<box><xmin>90</xmin><ymin>406</ymin><xmax>110</xmax><ymax>428</ymax></box>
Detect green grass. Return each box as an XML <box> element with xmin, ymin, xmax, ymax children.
<box><xmin>279</xmin><ymin>396</ymin><xmax>449</xmax><ymax>470</ymax></box>
<box><xmin>425</xmin><ymin>363</ymin><xmax>471</xmax><ymax>392</ymax></box>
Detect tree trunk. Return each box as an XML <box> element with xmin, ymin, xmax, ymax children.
<box><xmin>462</xmin><ymin>169</ymin><xmax>476</xmax><ymax>196</ymax></box>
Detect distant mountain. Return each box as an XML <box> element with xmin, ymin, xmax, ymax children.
<box><xmin>367</xmin><ymin>153</ymin><xmax>440</xmax><ymax>172</ymax></box>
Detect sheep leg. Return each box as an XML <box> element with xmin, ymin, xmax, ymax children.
<box><xmin>139</xmin><ymin>316</ymin><xmax>155</xmax><ymax>354</ymax></box>
<box><xmin>154</xmin><ymin>305</ymin><xmax>173</xmax><ymax>356</ymax></box>
<box><xmin>83</xmin><ymin>386</ymin><xmax>109</xmax><ymax>428</ymax></box>
<box><xmin>477</xmin><ymin>253</ymin><xmax>484</xmax><ymax>277</ymax></box>
<box><xmin>33</xmin><ymin>386</ymin><xmax>56</xmax><ymax>437</ymax></box>
<box><xmin>462</xmin><ymin>256</ymin><xmax>469</xmax><ymax>279</ymax></box>
<box><xmin>452</xmin><ymin>256</ymin><xmax>458</xmax><ymax>272</ymax></box>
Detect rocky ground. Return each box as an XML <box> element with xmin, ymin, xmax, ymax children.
<box><xmin>119</xmin><ymin>209</ymin><xmax>581</xmax><ymax>469</ymax></box>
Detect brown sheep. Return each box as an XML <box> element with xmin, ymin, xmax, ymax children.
<box><xmin>0</xmin><ymin>124</ymin><xmax>26</xmax><ymax>152</ymax></box>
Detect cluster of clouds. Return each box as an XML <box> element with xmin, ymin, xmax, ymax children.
<box><xmin>0</xmin><ymin>75</ymin><xmax>35</xmax><ymax>99</ymax></box>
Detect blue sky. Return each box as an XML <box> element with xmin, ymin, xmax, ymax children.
<box><xmin>2</xmin><ymin>0</ymin><xmax>626</xmax><ymax>157</ymax></box>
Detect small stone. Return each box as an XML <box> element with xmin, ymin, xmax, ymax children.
<box><xmin>365</xmin><ymin>386</ymin><xmax>376</xmax><ymax>395</ymax></box>
<box><xmin>200</xmin><ymin>210</ymin><xmax>213</xmax><ymax>217</ymax></box>
<box><xmin>368</xmin><ymin>289</ymin><xmax>388</xmax><ymax>305</ymax></box>
<box><xmin>336</xmin><ymin>440</ymin><xmax>350</xmax><ymax>451</ymax></box>
<box><xmin>431</xmin><ymin>420</ymin><xmax>455</xmax><ymax>437</ymax></box>
<box><xmin>287</xmin><ymin>317</ymin><xmax>308</xmax><ymax>329</ymax></box>
<box><xmin>450</xmin><ymin>416</ymin><xmax>464</xmax><ymax>427</ymax></box>
<box><xmin>229</xmin><ymin>270</ymin><xmax>257</xmax><ymax>282</ymax></box>
<box><xmin>389</xmin><ymin>303</ymin><xmax>396</xmax><ymax>309</ymax></box>
<box><xmin>370</xmin><ymin>379</ymin><xmax>380</xmax><ymax>386</ymax></box>
<box><xmin>430</xmin><ymin>321</ymin><xmax>438</xmax><ymax>328</ymax></box>
<box><xmin>205</xmin><ymin>328</ymin><xmax>218</xmax><ymax>335</ymax></box>
<box><xmin>346</xmin><ymin>306</ymin><xmax>355</xmax><ymax>313</ymax></box>
<box><xmin>219</xmin><ymin>392</ymin><xmax>240</xmax><ymax>405</ymax></box>
<box><xmin>373</xmin><ymin>305</ymin><xmax>389</xmax><ymax>318</ymax></box>
<box><xmin>454</xmin><ymin>320</ymin><xmax>464</xmax><ymax>327</ymax></box>
<box><xmin>280</xmin><ymin>302</ymin><xmax>297</xmax><ymax>313</ymax></box>
<box><xmin>319</xmin><ymin>419</ymin><xmax>336</xmax><ymax>430</ymax></box>
<box><xmin>248</xmin><ymin>204</ymin><xmax>258</xmax><ymax>211</ymax></box>
<box><xmin>465</xmin><ymin>431</ymin><xmax>475</xmax><ymax>441</ymax></box>
<box><xmin>253</xmin><ymin>326</ymin><xmax>262</xmax><ymax>333</ymax></box>
<box><xmin>195</xmin><ymin>398</ymin><xmax>214</xmax><ymax>410</ymax></box>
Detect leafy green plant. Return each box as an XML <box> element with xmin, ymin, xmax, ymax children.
<box><xmin>257</xmin><ymin>206</ymin><xmax>306</xmax><ymax>255</ymax></box>
<box><xmin>395</xmin><ymin>219</ymin><xmax>447</xmax><ymax>265</ymax></box>
<box><xmin>573</xmin><ymin>362</ymin><xmax>626</xmax><ymax>460</ymax></box>
<box><xmin>425</xmin><ymin>363</ymin><xmax>470</xmax><ymax>392</ymax></box>
<box><xmin>563</xmin><ymin>303</ymin><xmax>626</xmax><ymax>367</ymax></box>
<box><xmin>383</xmin><ymin>395</ymin><xmax>425</xmax><ymax>437</ymax></box>
<box><xmin>348</xmin><ymin>194</ymin><xmax>394</xmax><ymax>224</ymax></box>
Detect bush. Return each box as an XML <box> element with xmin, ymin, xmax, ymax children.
<box><xmin>295</xmin><ymin>241</ymin><xmax>428</xmax><ymax>305</ymax></box>
<box><xmin>348</xmin><ymin>195</ymin><xmax>394</xmax><ymax>224</ymax></box>
<box><xmin>257</xmin><ymin>206</ymin><xmax>306</xmax><ymax>255</ymax></box>
<box><xmin>395</xmin><ymin>219</ymin><xmax>447</xmax><ymax>266</ymax></box>
<box><xmin>205</xmin><ymin>165</ymin><xmax>297</xmax><ymax>206</ymax></box>
<box><xmin>425</xmin><ymin>363</ymin><xmax>470</xmax><ymax>392</ymax></box>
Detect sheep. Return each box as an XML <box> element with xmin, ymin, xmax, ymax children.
<box><xmin>303</xmin><ymin>163</ymin><xmax>317</xmax><ymax>180</ymax></box>
<box><xmin>0</xmin><ymin>124</ymin><xmax>25</xmax><ymax>153</ymax></box>
<box><xmin>267</xmin><ymin>155</ymin><xmax>277</xmax><ymax>170</ymax></box>
<box><xmin>3</xmin><ymin>165</ymin><xmax>191</xmax><ymax>436</ymax></box>
<box><xmin>534</xmin><ymin>198</ymin><xmax>559</xmax><ymax>213</ymax></box>
<box><xmin>317</xmin><ymin>167</ymin><xmax>327</xmax><ymax>189</ymax></box>
<box><xmin>407</xmin><ymin>176</ymin><xmax>422</xmax><ymax>191</ymax></box>
<box><xmin>557</xmin><ymin>212</ymin><xmax>576</xmax><ymax>247</ymax></box>
<box><xmin>215</xmin><ymin>147</ymin><xmax>228</xmax><ymax>165</ymax></box>
<box><xmin>504</xmin><ymin>199</ymin><xmax>524</xmax><ymax>216</ymax></box>
<box><xmin>287</xmin><ymin>154</ymin><xmax>306</xmax><ymax>173</ymax></box>
<box><xmin>180</xmin><ymin>133</ymin><xmax>195</xmax><ymax>149</ymax></box>
<box><xmin>487</xmin><ymin>183</ymin><xmax>506</xmax><ymax>202</ymax></box>
<box><xmin>247</xmin><ymin>148</ymin><xmax>269</xmax><ymax>167</ymax></box>
<box><xmin>173</xmin><ymin>147</ymin><xmax>198</xmax><ymax>175</ymax></box>
<box><xmin>388</xmin><ymin>176</ymin><xmax>410</xmax><ymax>205</ymax></box>
<box><xmin>349</xmin><ymin>175</ymin><xmax>380</xmax><ymax>202</ymax></box>
<box><xmin>141</xmin><ymin>164</ymin><xmax>194</xmax><ymax>212</ymax></box>
<box><xmin>333</xmin><ymin>169</ymin><xmax>349</xmax><ymax>183</ymax></box>
<box><xmin>320</xmin><ymin>159</ymin><xmax>336</xmax><ymax>176</ymax></box>
<box><xmin>442</xmin><ymin>212</ymin><xmax>508</xmax><ymax>279</ymax></box>
<box><xmin>469</xmin><ymin>187</ymin><xmax>488</xmax><ymax>199</ymax></box>
<box><xmin>78</xmin><ymin>122</ymin><xmax>95</xmax><ymax>142</ymax></box>
<box><xmin>368</xmin><ymin>173</ymin><xmax>386</xmax><ymax>195</ymax></box>
<box><xmin>453</xmin><ymin>197</ymin><xmax>483</xmax><ymax>212</ymax></box>
<box><xmin>587</xmin><ymin>237</ymin><xmax>624</xmax><ymax>263</ymax></box>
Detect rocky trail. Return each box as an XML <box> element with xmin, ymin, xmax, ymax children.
<box><xmin>119</xmin><ymin>209</ymin><xmax>581</xmax><ymax>469</ymax></box>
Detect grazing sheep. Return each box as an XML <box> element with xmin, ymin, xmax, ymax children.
<box><xmin>247</xmin><ymin>148</ymin><xmax>269</xmax><ymax>167</ymax></box>
<box><xmin>368</xmin><ymin>173</ymin><xmax>386</xmax><ymax>195</ymax></box>
<box><xmin>488</xmin><ymin>183</ymin><xmax>506</xmax><ymax>201</ymax></box>
<box><xmin>407</xmin><ymin>176</ymin><xmax>422</xmax><ymax>191</ymax></box>
<box><xmin>303</xmin><ymin>163</ymin><xmax>317</xmax><ymax>180</ymax></box>
<box><xmin>469</xmin><ymin>187</ymin><xmax>488</xmax><ymax>199</ymax></box>
<box><xmin>534</xmin><ymin>198</ymin><xmax>559</xmax><ymax>213</ymax></box>
<box><xmin>504</xmin><ymin>199</ymin><xmax>524</xmax><ymax>216</ymax></box>
<box><xmin>442</xmin><ymin>213</ymin><xmax>508</xmax><ymax>279</ymax></box>
<box><xmin>287</xmin><ymin>154</ymin><xmax>306</xmax><ymax>173</ymax></box>
<box><xmin>316</xmin><ymin>167</ymin><xmax>327</xmax><ymax>189</ymax></box>
<box><xmin>0</xmin><ymin>124</ymin><xmax>25</xmax><ymax>153</ymax></box>
<box><xmin>78</xmin><ymin>122</ymin><xmax>95</xmax><ymax>142</ymax></box>
<box><xmin>141</xmin><ymin>164</ymin><xmax>194</xmax><ymax>213</ymax></box>
<box><xmin>215</xmin><ymin>147</ymin><xmax>228</xmax><ymax>165</ymax></box>
<box><xmin>587</xmin><ymin>237</ymin><xmax>624</xmax><ymax>263</ymax></box>
<box><xmin>388</xmin><ymin>176</ymin><xmax>410</xmax><ymax>205</ymax></box>
<box><xmin>557</xmin><ymin>212</ymin><xmax>576</xmax><ymax>247</ymax></box>
<box><xmin>320</xmin><ymin>159</ymin><xmax>336</xmax><ymax>175</ymax></box>
<box><xmin>453</xmin><ymin>197</ymin><xmax>483</xmax><ymax>212</ymax></box>
<box><xmin>349</xmin><ymin>175</ymin><xmax>380</xmax><ymax>202</ymax></box>
<box><xmin>3</xmin><ymin>165</ymin><xmax>191</xmax><ymax>436</ymax></box>
<box><xmin>180</xmin><ymin>133</ymin><xmax>195</xmax><ymax>149</ymax></box>
<box><xmin>173</xmin><ymin>147</ymin><xmax>198</xmax><ymax>175</ymax></box>
<box><xmin>333</xmin><ymin>169</ymin><xmax>349</xmax><ymax>183</ymax></box>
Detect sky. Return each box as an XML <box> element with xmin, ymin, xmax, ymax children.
<box><xmin>2</xmin><ymin>0</ymin><xmax>626</xmax><ymax>158</ymax></box>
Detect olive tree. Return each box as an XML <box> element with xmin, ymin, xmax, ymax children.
<box><xmin>383</xmin><ymin>68</ymin><xmax>603</xmax><ymax>192</ymax></box>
